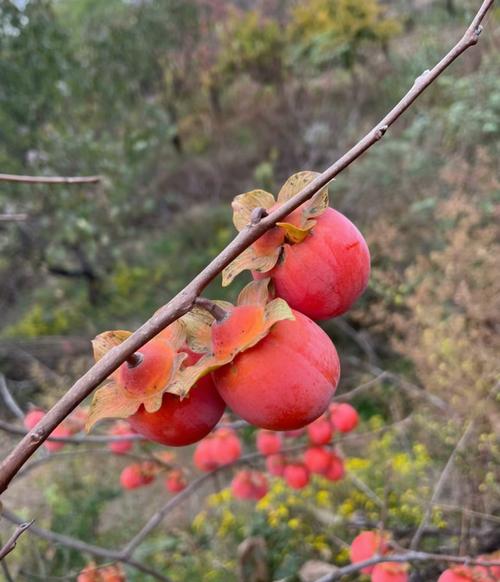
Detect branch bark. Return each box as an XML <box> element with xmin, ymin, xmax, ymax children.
<box><xmin>0</xmin><ymin>520</ymin><xmax>34</xmax><ymax>561</ymax></box>
<box><xmin>0</xmin><ymin>0</ymin><xmax>494</xmax><ymax>494</ymax></box>
<box><xmin>0</xmin><ymin>173</ymin><xmax>101</xmax><ymax>184</ymax></box>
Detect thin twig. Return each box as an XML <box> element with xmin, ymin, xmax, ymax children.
<box><xmin>0</xmin><ymin>0</ymin><xmax>494</xmax><ymax>494</ymax></box>
<box><xmin>0</xmin><ymin>420</ymin><xmax>143</xmax><ymax>444</ymax></box>
<box><xmin>0</xmin><ymin>520</ymin><xmax>34</xmax><ymax>560</ymax></box>
<box><xmin>0</xmin><ymin>173</ymin><xmax>101</xmax><ymax>184</ymax></box>
<box><xmin>0</xmin><ymin>375</ymin><xmax>25</xmax><ymax>420</ymax></box>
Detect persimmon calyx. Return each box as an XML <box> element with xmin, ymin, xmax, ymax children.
<box><xmin>222</xmin><ymin>171</ymin><xmax>330</xmax><ymax>286</ymax></box>
<box><xmin>86</xmin><ymin>320</ymin><xmax>192</xmax><ymax>430</ymax></box>
<box><xmin>168</xmin><ymin>279</ymin><xmax>294</xmax><ymax>397</ymax></box>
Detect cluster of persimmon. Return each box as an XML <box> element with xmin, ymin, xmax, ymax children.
<box><xmin>83</xmin><ymin>172</ymin><xmax>368</xmax><ymax>453</ymax></box>
<box><xmin>350</xmin><ymin>530</ymin><xmax>408</xmax><ymax>582</ymax></box>
<box><xmin>437</xmin><ymin>558</ymin><xmax>500</xmax><ymax>582</ymax></box>
<box><xmin>77</xmin><ymin>562</ymin><xmax>125</xmax><ymax>582</ymax></box>
<box><xmin>350</xmin><ymin>531</ymin><xmax>500</xmax><ymax>582</ymax></box>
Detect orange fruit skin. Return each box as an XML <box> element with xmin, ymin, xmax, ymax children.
<box><xmin>350</xmin><ymin>531</ymin><xmax>390</xmax><ymax>574</ymax></box>
<box><xmin>117</xmin><ymin>339</ymin><xmax>175</xmax><ymax>396</ymax></box>
<box><xmin>437</xmin><ymin>569</ymin><xmax>475</xmax><ymax>582</ymax></box>
<box><xmin>213</xmin><ymin>310</ymin><xmax>340</xmax><ymax>430</ymax></box>
<box><xmin>265</xmin><ymin>208</ymin><xmax>370</xmax><ymax>320</ymax></box>
<box><xmin>128</xmin><ymin>375</ymin><xmax>225</xmax><ymax>446</ymax></box>
<box><xmin>371</xmin><ymin>563</ymin><xmax>409</xmax><ymax>582</ymax></box>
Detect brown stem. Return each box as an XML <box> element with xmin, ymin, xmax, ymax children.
<box><xmin>0</xmin><ymin>0</ymin><xmax>494</xmax><ymax>494</ymax></box>
<box><xmin>194</xmin><ymin>297</ymin><xmax>228</xmax><ymax>322</ymax></box>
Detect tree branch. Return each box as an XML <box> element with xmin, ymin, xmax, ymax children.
<box><xmin>0</xmin><ymin>519</ymin><xmax>34</xmax><ymax>561</ymax></box>
<box><xmin>316</xmin><ymin>552</ymin><xmax>500</xmax><ymax>581</ymax></box>
<box><xmin>0</xmin><ymin>173</ymin><xmax>101</xmax><ymax>184</ymax></box>
<box><xmin>0</xmin><ymin>214</ymin><xmax>28</xmax><ymax>223</ymax></box>
<box><xmin>0</xmin><ymin>0</ymin><xmax>494</xmax><ymax>494</ymax></box>
<box><xmin>0</xmin><ymin>509</ymin><xmax>172</xmax><ymax>582</ymax></box>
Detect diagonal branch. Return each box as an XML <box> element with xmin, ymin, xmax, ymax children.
<box><xmin>0</xmin><ymin>0</ymin><xmax>494</xmax><ymax>494</ymax></box>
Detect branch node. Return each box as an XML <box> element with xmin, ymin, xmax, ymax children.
<box><xmin>250</xmin><ymin>207</ymin><xmax>268</xmax><ymax>225</ymax></box>
<box><xmin>375</xmin><ymin>125</ymin><xmax>389</xmax><ymax>140</ymax></box>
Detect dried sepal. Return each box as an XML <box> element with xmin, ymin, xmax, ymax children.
<box><xmin>222</xmin><ymin>246</ymin><xmax>280</xmax><ymax>287</ymax></box>
<box><xmin>167</xmin><ymin>353</ymin><xmax>221</xmax><ymax>398</ymax></box>
<box><xmin>232</xmin><ymin>189</ymin><xmax>275</xmax><ymax>231</ymax></box>
<box><xmin>237</xmin><ymin>278</ymin><xmax>272</xmax><ymax>306</ymax></box>
<box><xmin>276</xmin><ymin>220</ymin><xmax>315</xmax><ymax>244</ymax></box>
<box><xmin>92</xmin><ymin>330</ymin><xmax>132</xmax><ymax>362</ymax></box>
<box><xmin>154</xmin><ymin>319</ymin><xmax>187</xmax><ymax>351</ymax></box>
<box><xmin>85</xmin><ymin>351</ymin><xmax>187</xmax><ymax>430</ymax></box>
<box><xmin>277</xmin><ymin>171</ymin><xmax>329</xmax><ymax>229</ymax></box>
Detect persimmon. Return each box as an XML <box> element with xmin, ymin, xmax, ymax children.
<box><xmin>283</xmin><ymin>463</ymin><xmax>310</xmax><ymax>489</ymax></box>
<box><xmin>371</xmin><ymin>562</ymin><xmax>409</xmax><ymax>582</ymax></box>
<box><xmin>213</xmin><ymin>309</ymin><xmax>340</xmax><ymax>430</ymax></box>
<box><xmin>211</xmin><ymin>428</ymin><xmax>242</xmax><ymax>464</ymax></box>
<box><xmin>127</xmin><ymin>347</ymin><xmax>225</xmax><ymax>447</ymax></box>
<box><xmin>193</xmin><ymin>437</ymin><xmax>218</xmax><ymax>472</ymax></box>
<box><xmin>107</xmin><ymin>421</ymin><xmax>135</xmax><ymax>454</ymax></box>
<box><xmin>265</xmin><ymin>208</ymin><xmax>370</xmax><ymax>320</ymax></box>
<box><xmin>120</xmin><ymin>463</ymin><xmax>155</xmax><ymax>490</ymax></box>
<box><xmin>256</xmin><ymin>430</ymin><xmax>282</xmax><ymax>455</ymax></box>
<box><xmin>231</xmin><ymin>470</ymin><xmax>268</xmax><ymax>500</ymax></box>
<box><xmin>266</xmin><ymin>453</ymin><xmax>286</xmax><ymax>476</ymax></box>
<box><xmin>223</xmin><ymin>172</ymin><xmax>370</xmax><ymax>320</ymax></box>
<box><xmin>304</xmin><ymin>447</ymin><xmax>332</xmax><ymax>474</ymax></box>
<box><xmin>329</xmin><ymin>402</ymin><xmax>359</xmax><ymax>433</ymax></box>
<box><xmin>437</xmin><ymin>568</ymin><xmax>475</xmax><ymax>582</ymax></box>
<box><xmin>165</xmin><ymin>470</ymin><xmax>186</xmax><ymax>493</ymax></box>
<box><xmin>350</xmin><ymin>531</ymin><xmax>390</xmax><ymax>574</ymax></box>
<box><xmin>117</xmin><ymin>339</ymin><xmax>175</xmax><ymax>397</ymax></box>
<box><xmin>324</xmin><ymin>452</ymin><xmax>345</xmax><ymax>482</ymax></box>
<box><xmin>307</xmin><ymin>416</ymin><xmax>333</xmax><ymax>445</ymax></box>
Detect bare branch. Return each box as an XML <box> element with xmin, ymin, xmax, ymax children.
<box><xmin>0</xmin><ymin>0</ymin><xmax>494</xmax><ymax>494</ymax></box>
<box><xmin>316</xmin><ymin>551</ymin><xmax>500</xmax><ymax>581</ymax></box>
<box><xmin>0</xmin><ymin>173</ymin><xmax>101</xmax><ymax>184</ymax></box>
<box><xmin>0</xmin><ymin>519</ymin><xmax>34</xmax><ymax>561</ymax></box>
<box><xmin>0</xmin><ymin>214</ymin><xmax>28</xmax><ymax>223</ymax></box>
<box><xmin>0</xmin><ymin>509</ymin><xmax>172</xmax><ymax>582</ymax></box>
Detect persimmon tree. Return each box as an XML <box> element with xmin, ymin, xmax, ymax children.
<box><xmin>0</xmin><ymin>2</ymin><xmax>498</xmax><ymax>581</ymax></box>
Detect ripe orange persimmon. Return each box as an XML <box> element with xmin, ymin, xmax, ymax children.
<box><xmin>213</xmin><ymin>310</ymin><xmax>340</xmax><ymax>430</ymax></box>
<box><xmin>437</xmin><ymin>568</ymin><xmax>475</xmax><ymax>582</ymax></box>
<box><xmin>329</xmin><ymin>402</ymin><xmax>359</xmax><ymax>433</ymax></box>
<box><xmin>283</xmin><ymin>463</ymin><xmax>310</xmax><ymax>489</ymax></box>
<box><xmin>371</xmin><ymin>562</ymin><xmax>409</xmax><ymax>582</ymax></box>
<box><xmin>256</xmin><ymin>430</ymin><xmax>282</xmax><ymax>455</ymax></box>
<box><xmin>304</xmin><ymin>446</ymin><xmax>332</xmax><ymax>474</ymax></box>
<box><xmin>231</xmin><ymin>470</ymin><xmax>268</xmax><ymax>500</ymax></box>
<box><xmin>262</xmin><ymin>208</ymin><xmax>370</xmax><ymax>320</ymax></box>
<box><xmin>128</xmin><ymin>348</ymin><xmax>225</xmax><ymax>446</ymax></box>
<box><xmin>350</xmin><ymin>531</ymin><xmax>390</xmax><ymax>574</ymax></box>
